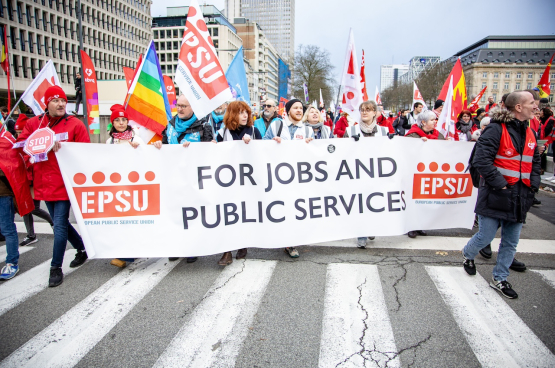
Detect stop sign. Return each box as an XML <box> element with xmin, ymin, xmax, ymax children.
<box><xmin>24</xmin><ymin>128</ymin><xmax>56</xmax><ymax>157</ymax></box>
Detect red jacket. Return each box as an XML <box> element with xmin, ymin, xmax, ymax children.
<box><xmin>0</xmin><ymin>130</ymin><xmax>34</xmax><ymax>215</ymax></box>
<box><xmin>17</xmin><ymin>114</ymin><xmax>90</xmax><ymax>201</ymax></box>
<box><xmin>485</xmin><ymin>103</ymin><xmax>497</xmax><ymax>113</ymax></box>
<box><xmin>324</xmin><ymin>117</ymin><xmax>333</xmax><ymax>130</ymax></box>
<box><xmin>334</xmin><ymin>116</ymin><xmax>349</xmax><ymax>138</ymax></box>
<box><xmin>529</xmin><ymin>116</ymin><xmax>540</xmax><ymax>133</ymax></box>
<box><xmin>377</xmin><ymin>115</ymin><xmax>395</xmax><ymax>134</ymax></box>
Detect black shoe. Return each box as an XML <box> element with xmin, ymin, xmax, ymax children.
<box><xmin>186</xmin><ymin>257</ymin><xmax>198</xmax><ymax>263</ymax></box>
<box><xmin>479</xmin><ymin>243</ymin><xmax>492</xmax><ymax>259</ymax></box>
<box><xmin>19</xmin><ymin>236</ymin><xmax>38</xmax><ymax>246</ymax></box>
<box><xmin>368</xmin><ymin>236</ymin><xmax>375</xmax><ymax>240</ymax></box>
<box><xmin>69</xmin><ymin>250</ymin><xmax>88</xmax><ymax>268</ymax></box>
<box><xmin>407</xmin><ymin>231</ymin><xmax>417</xmax><ymax>238</ymax></box>
<box><xmin>416</xmin><ymin>230</ymin><xmax>427</xmax><ymax>236</ymax></box>
<box><xmin>463</xmin><ymin>256</ymin><xmax>476</xmax><ymax>275</ymax></box>
<box><xmin>490</xmin><ymin>278</ymin><xmax>518</xmax><ymax>299</ymax></box>
<box><xmin>532</xmin><ymin>197</ymin><xmax>541</xmax><ymax>206</ymax></box>
<box><xmin>509</xmin><ymin>258</ymin><xmax>526</xmax><ymax>272</ymax></box>
<box><xmin>49</xmin><ymin>267</ymin><xmax>63</xmax><ymax>287</ymax></box>
<box><xmin>168</xmin><ymin>257</ymin><xmax>179</xmax><ymax>261</ymax></box>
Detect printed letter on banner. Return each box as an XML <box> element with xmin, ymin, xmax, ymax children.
<box><xmin>174</xmin><ymin>0</ymin><xmax>232</xmax><ymax>118</ymax></box>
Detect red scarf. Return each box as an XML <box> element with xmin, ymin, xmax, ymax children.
<box><xmin>112</xmin><ymin>129</ymin><xmax>133</xmax><ymax>141</ymax></box>
<box><xmin>405</xmin><ymin>125</ymin><xmax>440</xmax><ymax>139</ymax></box>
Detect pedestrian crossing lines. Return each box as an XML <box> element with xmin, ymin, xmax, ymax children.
<box><xmin>0</xmin><ymin>245</ymin><xmax>33</xmax><ymax>262</ymax></box>
<box><xmin>0</xmin><ymin>253</ymin><xmax>553</xmax><ymax>368</ymax></box>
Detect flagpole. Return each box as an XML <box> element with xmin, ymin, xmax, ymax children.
<box><xmin>76</xmin><ymin>0</ymin><xmax>89</xmax><ymax>132</ymax></box>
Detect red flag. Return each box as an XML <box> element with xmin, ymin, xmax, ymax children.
<box><xmin>163</xmin><ymin>75</ymin><xmax>177</xmax><ymax>116</ymax></box>
<box><xmin>467</xmin><ymin>86</ymin><xmax>487</xmax><ymax>113</ymax></box>
<box><xmin>360</xmin><ymin>50</ymin><xmax>369</xmax><ymax>102</ymax></box>
<box><xmin>123</xmin><ymin>67</ymin><xmax>134</xmax><ymax>89</ymax></box>
<box><xmin>537</xmin><ymin>54</ymin><xmax>554</xmax><ymax>99</ymax></box>
<box><xmin>1</xmin><ymin>25</ymin><xmax>11</xmax><ymax>111</ymax></box>
<box><xmin>439</xmin><ymin>59</ymin><xmax>467</xmax><ymax>121</ymax></box>
<box><xmin>80</xmin><ymin>50</ymin><xmax>100</xmax><ymax>134</ymax></box>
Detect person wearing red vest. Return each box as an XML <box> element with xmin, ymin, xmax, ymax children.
<box><xmin>462</xmin><ymin>91</ymin><xmax>541</xmax><ymax>299</ymax></box>
<box><xmin>485</xmin><ymin>96</ymin><xmax>497</xmax><ymax>113</ymax></box>
<box><xmin>16</xmin><ymin>86</ymin><xmax>91</xmax><ymax>287</ymax></box>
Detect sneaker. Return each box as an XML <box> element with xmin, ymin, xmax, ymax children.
<box><xmin>544</xmin><ymin>175</ymin><xmax>555</xmax><ymax>181</ymax></box>
<box><xmin>49</xmin><ymin>267</ymin><xmax>63</xmax><ymax>287</ymax></box>
<box><xmin>19</xmin><ymin>236</ymin><xmax>38</xmax><ymax>246</ymax></box>
<box><xmin>490</xmin><ymin>278</ymin><xmax>518</xmax><ymax>299</ymax></box>
<box><xmin>285</xmin><ymin>247</ymin><xmax>299</xmax><ymax>258</ymax></box>
<box><xmin>407</xmin><ymin>231</ymin><xmax>417</xmax><ymax>238</ymax></box>
<box><xmin>532</xmin><ymin>197</ymin><xmax>541</xmax><ymax>206</ymax></box>
<box><xmin>0</xmin><ymin>263</ymin><xmax>19</xmax><ymax>280</ymax></box>
<box><xmin>69</xmin><ymin>250</ymin><xmax>88</xmax><ymax>268</ymax></box>
<box><xmin>479</xmin><ymin>243</ymin><xmax>492</xmax><ymax>259</ymax></box>
<box><xmin>463</xmin><ymin>256</ymin><xmax>476</xmax><ymax>275</ymax></box>
<box><xmin>357</xmin><ymin>238</ymin><xmax>367</xmax><ymax>249</ymax></box>
<box><xmin>416</xmin><ymin>230</ymin><xmax>427</xmax><ymax>236</ymax></box>
<box><xmin>509</xmin><ymin>258</ymin><xmax>526</xmax><ymax>272</ymax></box>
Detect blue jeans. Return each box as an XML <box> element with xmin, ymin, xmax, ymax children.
<box><xmin>45</xmin><ymin>200</ymin><xmax>85</xmax><ymax>268</ymax></box>
<box><xmin>463</xmin><ymin>215</ymin><xmax>523</xmax><ymax>282</ymax></box>
<box><xmin>0</xmin><ymin>196</ymin><xmax>19</xmax><ymax>265</ymax></box>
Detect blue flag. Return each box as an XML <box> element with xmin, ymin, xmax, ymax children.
<box><xmin>225</xmin><ymin>46</ymin><xmax>251</xmax><ymax>105</ymax></box>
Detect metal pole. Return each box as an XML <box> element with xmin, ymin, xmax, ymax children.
<box><xmin>76</xmin><ymin>0</ymin><xmax>89</xmax><ymax>132</ymax></box>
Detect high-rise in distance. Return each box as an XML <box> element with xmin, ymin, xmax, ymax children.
<box><xmin>225</xmin><ymin>0</ymin><xmax>295</xmax><ymax>60</ymax></box>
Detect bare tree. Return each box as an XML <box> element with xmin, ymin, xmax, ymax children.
<box><xmin>415</xmin><ymin>60</ymin><xmax>454</xmax><ymax>106</ymax></box>
<box><xmin>291</xmin><ymin>45</ymin><xmax>335</xmax><ymax>104</ymax></box>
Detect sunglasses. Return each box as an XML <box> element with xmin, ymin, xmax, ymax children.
<box><xmin>263</xmin><ymin>104</ymin><xmax>275</xmax><ymax>108</ymax></box>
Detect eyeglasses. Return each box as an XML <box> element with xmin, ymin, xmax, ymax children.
<box><xmin>176</xmin><ymin>104</ymin><xmax>190</xmax><ymax>109</ymax></box>
<box><xmin>263</xmin><ymin>104</ymin><xmax>275</xmax><ymax>108</ymax></box>
<box><xmin>360</xmin><ymin>109</ymin><xmax>375</xmax><ymax>113</ymax></box>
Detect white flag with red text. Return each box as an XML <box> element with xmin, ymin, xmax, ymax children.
<box><xmin>340</xmin><ymin>29</ymin><xmax>363</xmax><ymax>122</ymax></box>
<box><xmin>374</xmin><ymin>86</ymin><xmax>382</xmax><ymax>105</ymax></box>
<box><xmin>174</xmin><ymin>0</ymin><xmax>232</xmax><ymax>118</ymax></box>
<box><xmin>412</xmin><ymin>82</ymin><xmax>428</xmax><ymax>111</ymax></box>
<box><xmin>437</xmin><ymin>76</ymin><xmax>456</xmax><ymax>139</ymax></box>
<box><xmin>21</xmin><ymin>60</ymin><xmax>61</xmax><ymax>115</ymax></box>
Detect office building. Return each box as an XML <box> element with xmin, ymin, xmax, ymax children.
<box><xmin>398</xmin><ymin>56</ymin><xmax>441</xmax><ymax>85</ymax></box>
<box><xmin>380</xmin><ymin>64</ymin><xmax>409</xmax><ymax>90</ymax></box>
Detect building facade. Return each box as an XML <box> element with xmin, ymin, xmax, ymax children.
<box><xmin>450</xmin><ymin>35</ymin><xmax>555</xmax><ymax>103</ymax></box>
<box><xmin>0</xmin><ymin>0</ymin><xmax>151</xmax><ymax>99</ymax></box>
<box><xmin>226</xmin><ymin>0</ymin><xmax>294</xmax><ymax>60</ymax></box>
<box><xmin>398</xmin><ymin>56</ymin><xmax>441</xmax><ymax>85</ymax></box>
<box><xmin>380</xmin><ymin>64</ymin><xmax>409</xmax><ymax>90</ymax></box>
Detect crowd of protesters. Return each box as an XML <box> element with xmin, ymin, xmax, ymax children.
<box><xmin>0</xmin><ymin>85</ymin><xmax>552</xmax><ymax>299</ymax></box>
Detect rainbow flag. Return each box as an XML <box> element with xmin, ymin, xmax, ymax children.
<box><xmin>88</xmin><ymin>92</ymin><xmax>100</xmax><ymax>134</ymax></box>
<box><xmin>125</xmin><ymin>41</ymin><xmax>171</xmax><ymax>135</ymax></box>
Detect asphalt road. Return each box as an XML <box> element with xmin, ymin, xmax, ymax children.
<box><xmin>1</xmin><ymin>190</ymin><xmax>554</xmax><ymax>368</ymax></box>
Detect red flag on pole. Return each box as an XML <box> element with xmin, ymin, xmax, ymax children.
<box><xmin>439</xmin><ymin>58</ymin><xmax>467</xmax><ymax>120</ymax></box>
<box><xmin>123</xmin><ymin>67</ymin><xmax>135</xmax><ymax>89</ymax></box>
<box><xmin>536</xmin><ymin>53</ymin><xmax>554</xmax><ymax>99</ymax></box>
<box><xmin>1</xmin><ymin>25</ymin><xmax>11</xmax><ymax>111</ymax></box>
<box><xmin>360</xmin><ymin>50</ymin><xmax>369</xmax><ymax>102</ymax></box>
<box><xmin>163</xmin><ymin>76</ymin><xmax>177</xmax><ymax>116</ymax></box>
<box><xmin>467</xmin><ymin>86</ymin><xmax>487</xmax><ymax>113</ymax></box>
<box><xmin>80</xmin><ymin>50</ymin><xmax>100</xmax><ymax>134</ymax></box>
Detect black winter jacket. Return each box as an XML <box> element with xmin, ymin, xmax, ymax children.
<box><xmin>472</xmin><ymin>107</ymin><xmax>541</xmax><ymax>223</ymax></box>
<box><xmin>161</xmin><ymin>114</ymin><xmax>213</xmax><ymax>144</ymax></box>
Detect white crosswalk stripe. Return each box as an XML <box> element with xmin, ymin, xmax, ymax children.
<box><xmin>153</xmin><ymin>259</ymin><xmax>277</xmax><ymax>368</ymax></box>
<box><xmin>0</xmin><ymin>245</ymin><xmax>33</xmax><ymax>261</ymax></box>
<box><xmin>0</xmin><ymin>257</ymin><xmax>180</xmax><ymax>368</ymax></box>
<box><xmin>0</xmin><ymin>250</ymin><xmax>77</xmax><ymax>317</ymax></box>
<box><xmin>318</xmin><ymin>263</ymin><xmax>399</xmax><ymax>368</ymax></box>
<box><xmin>531</xmin><ymin>269</ymin><xmax>555</xmax><ymax>289</ymax></box>
<box><xmin>426</xmin><ymin>266</ymin><xmax>555</xmax><ymax>367</ymax></box>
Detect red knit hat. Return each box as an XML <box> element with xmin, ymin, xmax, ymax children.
<box><xmin>44</xmin><ymin>85</ymin><xmax>67</xmax><ymax>105</ymax></box>
<box><xmin>14</xmin><ymin>114</ymin><xmax>28</xmax><ymax>131</ymax></box>
<box><xmin>110</xmin><ymin>104</ymin><xmax>128</xmax><ymax>123</ymax></box>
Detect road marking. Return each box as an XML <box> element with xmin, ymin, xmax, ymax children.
<box><xmin>153</xmin><ymin>259</ymin><xmax>277</xmax><ymax>368</ymax></box>
<box><xmin>426</xmin><ymin>266</ymin><xmax>555</xmax><ymax>367</ymax></box>
<box><xmin>0</xmin><ymin>250</ymin><xmax>77</xmax><ymax>317</ymax></box>
<box><xmin>531</xmin><ymin>269</ymin><xmax>555</xmax><ymax>289</ymax></box>
<box><xmin>0</xmin><ymin>258</ymin><xmax>179</xmax><ymax>368</ymax></box>
<box><xmin>318</xmin><ymin>263</ymin><xmax>399</xmax><ymax>368</ymax></box>
<box><xmin>15</xmin><ymin>222</ymin><xmax>57</xmax><ymax>235</ymax></box>
<box><xmin>0</xmin><ymin>245</ymin><xmax>33</xmax><ymax>261</ymax></box>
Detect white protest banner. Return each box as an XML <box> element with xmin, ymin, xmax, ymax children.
<box><xmin>56</xmin><ymin>138</ymin><xmax>477</xmax><ymax>258</ymax></box>
<box><xmin>174</xmin><ymin>0</ymin><xmax>232</xmax><ymax>118</ymax></box>
<box><xmin>21</xmin><ymin>60</ymin><xmax>60</xmax><ymax>115</ymax></box>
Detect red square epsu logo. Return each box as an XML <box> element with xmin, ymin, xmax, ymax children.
<box><xmin>412</xmin><ymin>161</ymin><xmax>473</xmax><ymax>199</ymax></box>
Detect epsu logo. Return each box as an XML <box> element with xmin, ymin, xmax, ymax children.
<box><xmin>412</xmin><ymin>161</ymin><xmax>472</xmax><ymax>199</ymax></box>
<box><xmin>72</xmin><ymin>171</ymin><xmax>160</xmax><ymax>219</ymax></box>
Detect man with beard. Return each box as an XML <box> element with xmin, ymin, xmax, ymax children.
<box><xmin>206</xmin><ymin>102</ymin><xmax>228</xmax><ymax>137</ymax></box>
<box><xmin>254</xmin><ymin>99</ymin><xmax>280</xmax><ymax>137</ymax></box>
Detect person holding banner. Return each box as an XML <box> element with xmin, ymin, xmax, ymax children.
<box><xmin>303</xmin><ymin>106</ymin><xmax>333</xmax><ymax>139</ymax></box>
<box><xmin>254</xmin><ymin>99</ymin><xmax>280</xmax><ymax>137</ymax></box>
<box><xmin>16</xmin><ymin>86</ymin><xmax>90</xmax><ymax>287</ymax></box>
<box><xmin>343</xmin><ymin>101</ymin><xmax>391</xmax><ymax>139</ymax></box>
<box><xmin>106</xmin><ymin>105</ymin><xmax>145</xmax><ymax>147</ymax></box>
<box><xmin>262</xmin><ymin>99</ymin><xmax>314</xmax><ymax>143</ymax></box>
<box><xmin>154</xmin><ymin>94</ymin><xmax>214</xmax><ymax>264</ymax></box>
<box><xmin>214</xmin><ymin>101</ymin><xmax>261</xmax><ymax>265</ymax></box>
<box><xmin>455</xmin><ymin>110</ymin><xmax>478</xmax><ymax>142</ymax></box>
<box><xmin>206</xmin><ymin>102</ymin><xmax>228</xmax><ymax>138</ymax></box>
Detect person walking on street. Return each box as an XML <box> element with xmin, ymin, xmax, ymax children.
<box><xmin>462</xmin><ymin>91</ymin><xmax>541</xmax><ymax>299</ymax></box>
<box><xmin>16</xmin><ymin>86</ymin><xmax>91</xmax><ymax>287</ymax></box>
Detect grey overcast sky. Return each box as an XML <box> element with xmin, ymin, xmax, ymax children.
<box><xmin>152</xmin><ymin>0</ymin><xmax>555</xmax><ymax>98</ymax></box>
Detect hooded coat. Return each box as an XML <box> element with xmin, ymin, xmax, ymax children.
<box><xmin>472</xmin><ymin>107</ymin><xmax>541</xmax><ymax>223</ymax></box>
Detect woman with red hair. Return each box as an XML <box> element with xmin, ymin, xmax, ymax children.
<box><xmin>455</xmin><ymin>110</ymin><xmax>478</xmax><ymax>142</ymax></box>
<box><xmin>215</xmin><ymin>101</ymin><xmax>261</xmax><ymax>266</ymax></box>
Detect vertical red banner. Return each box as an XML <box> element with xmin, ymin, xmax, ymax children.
<box><xmin>163</xmin><ymin>76</ymin><xmax>177</xmax><ymax>116</ymax></box>
<box><xmin>80</xmin><ymin>50</ymin><xmax>99</xmax><ymax>134</ymax></box>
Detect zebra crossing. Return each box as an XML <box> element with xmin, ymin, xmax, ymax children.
<box><xmin>0</xmin><ymin>245</ymin><xmax>554</xmax><ymax>368</ymax></box>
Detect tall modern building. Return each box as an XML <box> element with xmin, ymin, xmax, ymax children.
<box><xmin>380</xmin><ymin>64</ymin><xmax>409</xmax><ymax>90</ymax></box>
<box><xmin>0</xmin><ymin>0</ymin><xmax>151</xmax><ymax>98</ymax></box>
<box><xmin>225</xmin><ymin>0</ymin><xmax>294</xmax><ymax>60</ymax></box>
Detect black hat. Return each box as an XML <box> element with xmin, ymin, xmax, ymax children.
<box><xmin>476</xmin><ymin>108</ymin><xmax>485</xmax><ymax>116</ymax></box>
<box><xmin>434</xmin><ymin>99</ymin><xmax>444</xmax><ymax>109</ymax></box>
<box><xmin>285</xmin><ymin>99</ymin><xmax>303</xmax><ymax>114</ymax></box>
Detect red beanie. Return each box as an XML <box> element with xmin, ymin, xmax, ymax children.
<box><xmin>44</xmin><ymin>85</ymin><xmax>68</xmax><ymax>105</ymax></box>
<box><xmin>14</xmin><ymin>114</ymin><xmax>28</xmax><ymax>131</ymax></box>
<box><xmin>110</xmin><ymin>104</ymin><xmax>128</xmax><ymax>123</ymax></box>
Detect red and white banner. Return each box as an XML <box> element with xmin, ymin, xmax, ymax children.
<box><xmin>174</xmin><ymin>0</ymin><xmax>232</xmax><ymax>118</ymax></box>
<box><xmin>360</xmin><ymin>50</ymin><xmax>368</xmax><ymax>102</ymax></box>
<box><xmin>375</xmin><ymin>86</ymin><xmax>382</xmax><ymax>105</ymax></box>
<box><xmin>412</xmin><ymin>82</ymin><xmax>428</xmax><ymax>110</ymax></box>
<box><xmin>21</xmin><ymin>60</ymin><xmax>61</xmax><ymax>115</ymax></box>
<box><xmin>55</xmin><ymin>139</ymin><xmax>476</xmax><ymax>258</ymax></box>
<box><xmin>163</xmin><ymin>76</ymin><xmax>177</xmax><ymax>116</ymax></box>
<box><xmin>438</xmin><ymin>76</ymin><xmax>456</xmax><ymax>139</ymax></box>
<box><xmin>340</xmin><ymin>29</ymin><xmax>363</xmax><ymax>123</ymax></box>
<box><xmin>80</xmin><ymin>50</ymin><xmax>100</xmax><ymax>134</ymax></box>
<box><xmin>468</xmin><ymin>86</ymin><xmax>487</xmax><ymax>113</ymax></box>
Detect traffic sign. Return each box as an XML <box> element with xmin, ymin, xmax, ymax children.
<box><xmin>23</xmin><ymin>127</ymin><xmax>55</xmax><ymax>157</ymax></box>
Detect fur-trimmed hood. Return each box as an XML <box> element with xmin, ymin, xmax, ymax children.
<box><xmin>489</xmin><ymin>106</ymin><xmax>514</xmax><ymax>123</ymax></box>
